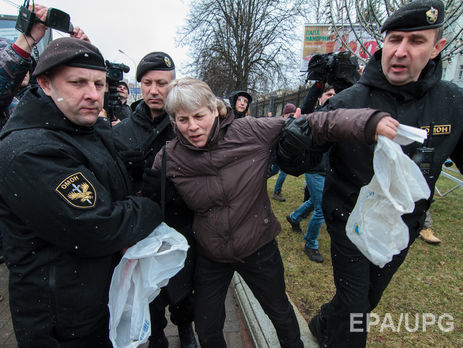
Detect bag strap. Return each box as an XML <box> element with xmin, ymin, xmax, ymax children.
<box><xmin>161</xmin><ymin>146</ymin><xmax>167</xmax><ymax>221</ymax></box>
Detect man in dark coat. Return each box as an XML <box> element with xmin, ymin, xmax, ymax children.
<box><xmin>115</xmin><ymin>80</ymin><xmax>132</xmax><ymax>120</ymax></box>
<box><xmin>113</xmin><ymin>51</ymin><xmax>197</xmax><ymax>348</ymax></box>
<box><xmin>303</xmin><ymin>1</ymin><xmax>463</xmax><ymax>346</ymax></box>
<box><xmin>0</xmin><ymin>37</ymin><xmax>163</xmax><ymax>347</ymax></box>
<box><xmin>113</xmin><ymin>52</ymin><xmax>176</xmax><ymax>181</ymax></box>
<box><xmin>228</xmin><ymin>90</ymin><xmax>252</xmax><ymax>118</ymax></box>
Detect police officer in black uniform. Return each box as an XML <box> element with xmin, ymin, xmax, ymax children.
<box><xmin>0</xmin><ymin>37</ymin><xmax>163</xmax><ymax>347</ymax></box>
<box><xmin>297</xmin><ymin>1</ymin><xmax>463</xmax><ymax>346</ymax></box>
<box><xmin>113</xmin><ymin>52</ymin><xmax>176</xmax><ymax>173</ymax></box>
<box><xmin>113</xmin><ymin>52</ymin><xmax>197</xmax><ymax>348</ymax></box>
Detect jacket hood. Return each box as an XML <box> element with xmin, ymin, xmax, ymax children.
<box><xmin>176</xmin><ymin>108</ymin><xmax>235</xmax><ymax>150</ymax></box>
<box><xmin>0</xmin><ymin>87</ymin><xmax>105</xmax><ymax>139</ymax></box>
<box><xmin>229</xmin><ymin>90</ymin><xmax>252</xmax><ymax>118</ymax></box>
<box><xmin>359</xmin><ymin>49</ymin><xmax>442</xmax><ymax>101</ymax></box>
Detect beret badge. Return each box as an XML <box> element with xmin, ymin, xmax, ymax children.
<box><xmin>426</xmin><ymin>7</ymin><xmax>438</xmax><ymax>24</ymax></box>
<box><xmin>164</xmin><ymin>56</ymin><xmax>172</xmax><ymax>68</ymax></box>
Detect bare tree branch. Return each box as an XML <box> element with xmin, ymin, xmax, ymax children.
<box><xmin>178</xmin><ymin>0</ymin><xmax>305</xmax><ymax>96</ymax></box>
<box><xmin>325</xmin><ymin>0</ymin><xmax>463</xmax><ymax>63</ymax></box>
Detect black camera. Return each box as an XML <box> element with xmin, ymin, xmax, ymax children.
<box><xmin>305</xmin><ymin>51</ymin><xmax>360</xmax><ymax>92</ymax></box>
<box><xmin>104</xmin><ymin>61</ymin><xmax>130</xmax><ymax>123</ymax></box>
<box><xmin>16</xmin><ymin>5</ymin><xmax>74</xmax><ymax>35</ymax></box>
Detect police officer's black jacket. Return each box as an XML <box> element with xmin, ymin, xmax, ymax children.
<box><xmin>319</xmin><ymin>50</ymin><xmax>463</xmax><ymax>223</ymax></box>
<box><xmin>116</xmin><ymin>102</ymin><xmax>133</xmax><ymax>121</ymax></box>
<box><xmin>0</xmin><ymin>87</ymin><xmax>162</xmax><ymax>345</ymax></box>
<box><xmin>113</xmin><ymin>100</ymin><xmax>175</xmax><ymax>169</ymax></box>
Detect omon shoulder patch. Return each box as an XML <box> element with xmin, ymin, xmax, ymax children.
<box><xmin>56</xmin><ymin>172</ymin><xmax>97</xmax><ymax>209</ymax></box>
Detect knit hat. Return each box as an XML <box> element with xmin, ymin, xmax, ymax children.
<box><xmin>136</xmin><ymin>51</ymin><xmax>175</xmax><ymax>82</ymax></box>
<box><xmin>118</xmin><ymin>81</ymin><xmax>130</xmax><ymax>93</ymax></box>
<box><xmin>381</xmin><ymin>0</ymin><xmax>445</xmax><ymax>33</ymax></box>
<box><xmin>283</xmin><ymin>103</ymin><xmax>296</xmax><ymax>115</ymax></box>
<box><xmin>33</xmin><ymin>37</ymin><xmax>106</xmax><ymax>77</ymax></box>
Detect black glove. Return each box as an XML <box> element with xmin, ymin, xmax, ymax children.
<box><xmin>280</xmin><ymin>117</ymin><xmax>312</xmax><ymax>153</ymax></box>
<box><xmin>142</xmin><ymin>169</ymin><xmax>179</xmax><ymax>203</ymax></box>
<box><xmin>276</xmin><ymin>117</ymin><xmax>313</xmax><ymax>176</ymax></box>
<box><xmin>119</xmin><ymin>151</ymin><xmax>145</xmax><ymax>182</ymax></box>
<box><xmin>141</xmin><ymin>169</ymin><xmax>162</xmax><ymax>201</ymax></box>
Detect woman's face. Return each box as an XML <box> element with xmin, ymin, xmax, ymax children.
<box><xmin>175</xmin><ymin>106</ymin><xmax>219</xmax><ymax>147</ymax></box>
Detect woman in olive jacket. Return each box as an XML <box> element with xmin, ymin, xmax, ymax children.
<box><xmin>148</xmin><ymin>78</ymin><xmax>397</xmax><ymax>348</ymax></box>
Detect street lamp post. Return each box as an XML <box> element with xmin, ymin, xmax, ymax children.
<box><xmin>118</xmin><ymin>49</ymin><xmax>139</xmax><ymax>101</ymax></box>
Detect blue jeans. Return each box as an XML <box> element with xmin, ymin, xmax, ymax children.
<box><xmin>268</xmin><ymin>164</ymin><xmax>280</xmax><ymax>177</ymax></box>
<box><xmin>289</xmin><ymin>173</ymin><xmax>325</xmax><ymax>249</ymax></box>
<box><xmin>273</xmin><ymin>171</ymin><xmax>287</xmax><ymax>194</ymax></box>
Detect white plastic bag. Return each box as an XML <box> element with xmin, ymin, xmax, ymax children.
<box><xmin>346</xmin><ymin>136</ymin><xmax>430</xmax><ymax>268</ymax></box>
<box><xmin>108</xmin><ymin>222</ymin><xmax>189</xmax><ymax>348</ymax></box>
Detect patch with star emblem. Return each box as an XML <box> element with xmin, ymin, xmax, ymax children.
<box><xmin>55</xmin><ymin>172</ymin><xmax>97</xmax><ymax>209</ymax></box>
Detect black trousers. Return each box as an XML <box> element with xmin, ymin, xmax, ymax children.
<box><xmin>15</xmin><ymin>312</ymin><xmax>112</xmax><ymax>348</ymax></box>
<box><xmin>318</xmin><ymin>208</ymin><xmax>426</xmax><ymax>348</ymax></box>
<box><xmin>149</xmin><ymin>288</ymin><xmax>195</xmax><ymax>338</ymax></box>
<box><xmin>194</xmin><ymin>240</ymin><xmax>303</xmax><ymax>348</ymax></box>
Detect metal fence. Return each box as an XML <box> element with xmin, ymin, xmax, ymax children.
<box><xmin>249</xmin><ymin>86</ymin><xmax>311</xmax><ymax>118</ymax></box>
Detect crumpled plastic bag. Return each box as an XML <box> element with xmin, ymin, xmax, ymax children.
<box><xmin>108</xmin><ymin>222</ymin><xmax>189</xmax><ymax>348</ymax></box>
<box><xmin>346</xmin><ymin>136</ymin><xmax>430</xmax><ymax>268</ymax></box>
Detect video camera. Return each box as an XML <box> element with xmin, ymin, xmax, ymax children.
<box><xmin>104</xmin><ymin>61</ymin><xmax>130</xmax><ymax>123</ymax></box>
<box><xmin>305</xmin><ymin>51</ymin><xmax>360</xmax><ymax>92</ymax></box>
<box><xmin>16</xmin><ymin>1</ymin><xmax>74</xmax><ymax>35</ymax></box>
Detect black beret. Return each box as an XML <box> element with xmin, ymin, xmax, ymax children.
<box><xmin>33</xmin><ymin>37</ymin><xmax>106</xmax><ymax>77</ymax></box>
<box><xmin>381</xmin><ymin>0</ymin><xmax>445</xmax><ymax>33</ymax></box>
<box><xmin>136</xmin><ymin>51</ymin><xmax>175</xmax><ymax>82</ymax></box>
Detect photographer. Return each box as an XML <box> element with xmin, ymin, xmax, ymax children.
<box><xmin>1</xmin><ymin>3</ymin><xmax>46</xmax><ymax>129</ymax></box>
<box><xmin>286</xmin><ymin>82</ymin><xmax>336</xmax><ymax>263</ymax></box>
<box><xmin>284</xmin><ymin>54</ymin><xmax>356</xmax><ymax>263</ymax></box>
<box><xmin>116</xmin><ymin>81</ymin><xmax>132</xmax><ymax>120</ymax></box>
<box><xmin>102</xmin><ymin>61</ymin><xmax>131</xmax><ymax>126</ymax></box>
<box><xmin>1</xmin><ymin>3</ymin><xmax>90</xmax><ymax>126</ymax></box>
